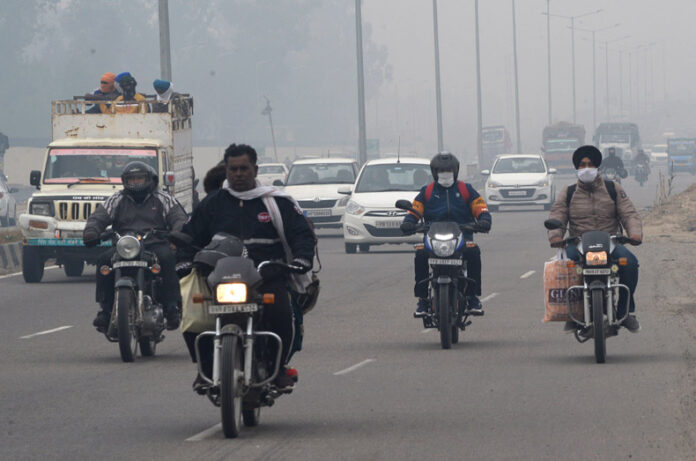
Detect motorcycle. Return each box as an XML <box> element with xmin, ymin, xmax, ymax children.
<box><xmin>602</xmin><ymin>167</ymin><xmax>619</xmax><ymax>183</ymax></box>
<box><xmin>395</xmin><ymin>200</ymin><xmax>483</xmax><ymax>350</ymax></box>
<box><xmin>634</xmin><ymin>163</ymin><xmax>648</xmax><ymax>186</ymax></box>
<box><xmin>171</xmin><ymin>232</ymin><xmax>305</xmax><ymax>438</ymax></box>
<box><xmin>97</xmin><ymin>230</ymin><xmax>169</xmax><ymax>362</ymax></box>
<box><xmin>544</xmin><ymin>219</ymin><xmax>636</xmax><ymax>363</ymax></box>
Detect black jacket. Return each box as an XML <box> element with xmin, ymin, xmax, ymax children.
<box><xmin>182</xmin><ymin>188</ymin><xmax>315</xmax><ymax>266</ymax></box>
<box><xmin>601</xmin><ymin>155</ymin><xmax>627</xmax><ymax>177</ymax></box>
<box><xmin>84</xmin><ymin>190</ymin><xmax>187</xmax><ymax>240</ymax></box>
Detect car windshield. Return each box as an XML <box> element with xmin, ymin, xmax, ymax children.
<box><xmin>258</xmin><ymin>165</ymin><xmax>286</xmax><ymax>175</ymax></box>
<box><xmin>355</xmin><ymin>163</ymin><xmax>433</xmax><ymax>193</ymax></box>
<box><xmin>286</xmin><ymin>163</ymin><xmax>355</xmax><ymax>185</ymax></box>
<box><xmin>43</xmin><ymin>148</ymin><xmax>158</xmax><ymax>184</ymax></box>
<box><xmin>601</xmin><ymin>134</ymin><xmax>630</xmax><ymax>144</ymax></box>
<box><xmin>668</xmin><ymin>141</ymin><xmax>696</xmax><ymax>155</ymax></box>
<box><xmin>493</xmin><ymin>158</ymin><xmax>546</xmax><ymax>174</ymax></box>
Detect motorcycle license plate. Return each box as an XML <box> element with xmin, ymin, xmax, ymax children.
<box><xmin>428</xmin><ymin>258</ymin><xmax>462</xmax><ymax>266</ymax></box>
<box><xmin>376</xmin><ymin>220</ymin><xmax>401</xmax><ymax>228</ymax></box>
<box><xmin>208</xmin><ymin>303</ymin><xmax>259</xmax><ymax>314</ymax></box>
<box><xmin>583</xmin><ymin>268</ymin><xmax>611</xmax><ymax>275</ymax></box>
<box><xmin>113</xmin><ymin>261</ymin><xmax>148</xmax><ymax>268</ymax></box>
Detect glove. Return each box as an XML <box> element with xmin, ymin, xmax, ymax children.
<box><xmin>628</xmin><ymin>235</ymin><xmax>642</xmax><ymax>246</ymax></box>
<box><xmin>476</xmin><ymin>220</ymin><xmax>491</xmax><ymax>233</ymax></box>
<box><xmin>292</xmin><ymin>258</ymin><xmax>312</xmax><ymax>274</ymax></box>
<box><xmin>83</xmin><ymin>229</ymin><xmax>100</xmax><ymax>248</ymax></box>
<box><xmin>550</xmin><ymin>237</ymin><xmax>565</xmax><ymax>248</ymax></box>
<box><xmin>400</xmin><ymin>221</ymin><xmax>417</xmax><ymax>235</ymax></box>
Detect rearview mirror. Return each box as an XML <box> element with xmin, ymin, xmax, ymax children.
<box><xmin>544</xmin><ymin>219</ymin><xmax>563</xmax><ymax>230</ymax></box>
<box><xmin>272</xmin><ymin>179</ymin><xmax>284</xmax><ymax>186</ymax></box>
<box><xmin>30</xmin><ymin>170</ymin><xmax>41</xmax><ymax>187</ymax></box>
<box><xmin>548</xmin><ymin>168</ymin><xmax>557</xmax><ymax>174</ymax></box>
<box><xmin>337</xmin><ymin>186</ymin><xmax>352</xmax><ymax>195</ymax></box>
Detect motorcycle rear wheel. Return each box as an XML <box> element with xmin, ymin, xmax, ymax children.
<box><xmin>438</xmin><ymin>284</ymin><xmax>452</xmax><ymax>349</ymax></box>
<box><xmin>117</xmin><ymin>287</ymin><xmax>138</xmax><ymax>363</ymax></box>
<box><xmin>221</xmin><ymin>329</ymin><xmax>243</xmax><ymax>438</ymax></box>
<box><xmin>592</xmin><ymin>290</ymin><xmax>606</xmax><ymax>364</ymax></box>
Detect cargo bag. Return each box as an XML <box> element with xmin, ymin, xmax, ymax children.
<box><xmin>543</xmin><ymin>251</ymin><xmax>584</xmax><ymax>322</ymax></box>
<box><xmin>180</xmin><ymin>268</ymin><xmax>216</xmax><ymax>333</ymax></box>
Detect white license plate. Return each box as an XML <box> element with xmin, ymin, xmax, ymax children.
<box><xmin>583</xmin><ymin>268</ymin><xmax>611</xmax><ymax>275</ymax></box>
<box><xmin>113</xmin><ymin>261</ymin><xmax>148</xmax><ymax>268</ymax></box>
<box><xmin>376</xmin><ymin>220</ymin><xmax>401</xmax><ymax>228</ymax></box>
<box><xmin>507</xmin><ymin>190</ymin><xmax>527</xmax><ymax>196</ymax></box>
<box><xmin>428</xmin><ymin>258</ymin><xmax>462</xmax><ymax>266</ymax></box>
<box><xmin>208</xmin><ymin>303</ymin><xmax>259</xmax><ymax>314</ymax></box>
<box><xmin>305</xmin><ymin>209</ymin><xmax>331</xmax><ymax>217</ymax></box>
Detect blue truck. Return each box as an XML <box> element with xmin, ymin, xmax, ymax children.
<box><xmin>667</xmin><ymin>138</ymin><xmax>696</xmax><ymax>175</ymax></box>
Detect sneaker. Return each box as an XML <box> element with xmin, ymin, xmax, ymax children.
<box><xmin>563</xmin><ymin>320</ymin><xmax>578</xmax><ymax>333</ymax></box>
<box><xmin>273</xmin><ymin>367</ymin><xmax>297</xmax><ymax>392</ymax></box>
<box><xmin>165</xmin><ymin>306</ymin><xmax>181</xmax><ymax>330</ymax></box>
<box><xmin>414</xmin><ymin>298</ymin><xmax>430</xmax><ymax>318</ymax></box>
<box><xmin>621</xmin><ymin>315</ymin><xmax>641</xmax><ymax>333</ymax></box>
<box><xmin>93</xmin><ymin>310</ymin><xmax>110</xmax><ymax>329</ymax></box>
<box><xmin>192</xmin><ymin>373</ymin><xmax>208</xmax><ymax>395</ymax></box>
<box><xmin>464</xmin><ymin>296</ymin><xmax>484</xmax><ymax>316</ymax></box>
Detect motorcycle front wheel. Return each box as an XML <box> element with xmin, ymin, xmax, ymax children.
<box><xmin>221</xmin><ymin>328</ymin><xmax>243</xmax><ymax>438</ymax></box>
<box><xmin>117</xmin><ymin>287</ymin><xmax>138</xmax><ymax>362</ymax></box>
<box><xmin>438</xmin><ymin>284</ymin><xmax>452</xmax><ymax>349</ymax></box>
<box><xmin>592</xmin><ymin>290</ymin><xmax>606</xmax><ymax>364</ymax></box>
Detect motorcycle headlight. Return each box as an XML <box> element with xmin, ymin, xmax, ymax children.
<box><xmin>585</xmin><ymin>251</ymin><xmax>608</xmax><ymax>266</ymax></box>
<box><xmin>116</xmin><ymin>235</ymin><xmax>141</xmax><ymax>260</ymax></box>
<box><xmin>216</xmin><ymin>283</ymin><xmax>247</xmax><ymax>303</ymax></box>
<box><xmin>345</xmin><ymin>200</ymin><xmax>365</xmax><ymax>215</ymax></box>
<box><xmin>431</xmin><ymin>238</ymin><xmax>457</xmax><ymax>257</ymax></box>
<box><xmin>30</xmin><ymin>202</ymin><xmax>53</xmax><ymax>216</ymax></box>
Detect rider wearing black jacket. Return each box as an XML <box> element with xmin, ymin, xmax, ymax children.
<box><xmin>83</xmin><ymin>161</ymin><xmax>187</xmax><ymax>330</ymax></box>
<box><xmin>601</xmin><ymin>147</ymin><xmax>628</xmax><ymax>178</ymax></box>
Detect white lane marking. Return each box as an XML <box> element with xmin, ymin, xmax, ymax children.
<box><xmin>520</xmin><ymin>270</ymin><xmax>536</xmax><ymax>279</ymax></box>
<box><xmin>20</xmin><ymin>325</ymin><xmax>73</xmax><ymax>339</ymax></box>
<box><xmin>186</xmin><ymin>423</ymin><xmax>221</xmax><ymax>442</ymax></box>
<box><xmin>480</xmin><ymin>293</ymin><xmax>498</xmax><ymax>303</ymax></box>
<box><xmin>334</xmin><ymin>358</ymin><xmax>375</xmax><ymax>376</ymax></box>
<box><xmin>0</xmin><ymin>265</ymin><xmax>59</xmax><ymax>280</ymax></box>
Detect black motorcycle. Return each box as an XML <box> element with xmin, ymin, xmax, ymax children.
<box><xmin>634</xmin><ymin>163</ymin><xmax>648</xmax><ymax>186</ymax></box>
<box><xmin>395</xmin><ymin>200</ymin><xmax>483</xmax><ymax>349</ymax></box>
<box><xmin>98</xmin><ymin>230</ymin><xmax>169</xmax><ymax>362</ymax></box>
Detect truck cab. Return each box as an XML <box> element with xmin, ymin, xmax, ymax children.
<box><xmin>667</xmin><ymin>138</ymin><xmax>696</xmax><ymax>175</ymax></box>
<box><xmin>19</xmin><ymin>96</ymin><xmax>194</xmax><ymax>283</ymax></box>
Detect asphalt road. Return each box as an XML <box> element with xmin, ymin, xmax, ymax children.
<box><xmin>1</xmin><ymin>166</ymin><xmax>694</xmax><ymax>460</ymax></box>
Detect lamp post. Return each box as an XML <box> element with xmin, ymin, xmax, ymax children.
<box><xmin>261</xmin><ymin>96</ymin><xmax>278</xmax><ymax>162</ymax></box>
<box><xmin>474</xmin><ymin>0</ymin><xmax>483</xmax><ymax>168</ymax></box>
<box><xmin>544</xmin><ymin>8</ymin><xmax>602</xmax><ymax>123</ymax></box>
<box><xmin>158</xmin><ymin>0</ymin><xmax>172</xmax><ymax>81</ymax></box>
<box><xmin>601</xmin><ymin>35</ymin><xmax>630</xmax><ymax>120</ymax></box>
<box><xmin>433</xmin><ymin>0</ymin><xmax>444</xmax><ymax>152</ymax></box>
<box><xmin>546</xmin><ymin>0</ymin><xmax>551</xmax><ymax>125</ymax></box>
<box><xmin>354</xmin><ymin>0</ymin><xmax>367</xmax><ymax>165</ymax></box>
<box><xmin>512</xmin><ymin>0</ymin><xmax>521</xmax><ymax>154</ymax></box>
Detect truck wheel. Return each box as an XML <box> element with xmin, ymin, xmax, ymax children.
<box><xmin>64</xmin><ymin>260</ymin><xmax>85</xmax><ymax>277</ymax></box>
<box><xmin>0</xmin><ymin>212</ymin><xmax>7</xmax><ymax>227</ymax></box>
<box><xmin>22</xmin><ymin>246</ymin><xmax>45</xmax><ymax>283</ymax></box>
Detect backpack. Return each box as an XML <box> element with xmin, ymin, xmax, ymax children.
<box><xmin>565</xmin><ymin>179</ymin><xmax>617</xmax><ymax>207</ymax></box>
<box><xmin>424</xmin><ymin>180</ymin><xmax>471</xmax><ymax>203</ymax></box>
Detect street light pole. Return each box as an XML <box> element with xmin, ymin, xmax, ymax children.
<box><xmin>158</xmin><ymin>0</ymin><xmax>172</xmax><ymax>81</ymax></box>
<box><xmin>261</xmin><ymin>97</ymin><xmax>278</xmax><ymax>162</ymax></box>
<box><xmin>354</xmin><ymin>0</ymin><xmax>367</xmax><ymax>165</ymax></box>
<box><xmin>618</xmin><ymin>50</ymin><xmax>624</xmax><ymax>118</ymax></box>
<box><xmin>432</xmin><ymin>0</ymin><xmax>444</xmax><ymax>152</ymax></box>
<box><xmin>475</xmin><ymin>0</ymin><xmax>484</xmax><ymax>168</ymax></box>
<box><xmin>546</xmin><ymin>0</ymin><xmax>552</xmax><ymax>125</ymax></box>
<box><xmin>512</xmin><ymin>0</ymin><xmax>521</xmax><ymax>154</ymax></box>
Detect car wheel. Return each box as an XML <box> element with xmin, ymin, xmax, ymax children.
<box><xmin>345</xmin><ymin>243</ymin><xmax>357</xmax><ymax>254</ymax></box>
<box><xmin>359</xmin><ymin>244</ymin><xmax>370</xmax><ymax>253</ymax></box>
<box><xmin>543</xmin><ymin>203</ymin><xmax>551</xmax><ymax>211</ymax></box>
<box><xmin>0</xmin><ymin>210</ymin><xmax>8</xmax><ymax>227</ymax></box>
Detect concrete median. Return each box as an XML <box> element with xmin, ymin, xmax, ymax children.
<box><xmin>0</xmin><ymin>241</ymin><xmax>22</xmax><ymax>273</ymax></box>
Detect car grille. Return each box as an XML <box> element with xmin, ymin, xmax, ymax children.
<box><xmin>500</xmin><ymin>188</ymin><xmax>535</xmax><ymax>199</ymax></box>
<box><xmin>364</xmin><ymin>210</ymin><xmax>408</xmax><ymax>217</ymax></box>
<box><xmin>364</xmin><ymin>224</ymin><xmax>404</xmax><ymax>237</ymax></box>
<box><xmin>298</xmin><ymin>199</ymin><xmax>337</xmax><ymax>209</ymax></box>
<box><xmin>308</xmin><ymin>215</ymin><xmax>341</xmax><ymax>224</ymax></box>
<box><xmin>56</xmin><ymin>201</ymin><xmax>100</xmax><ymax>221</ymax></box>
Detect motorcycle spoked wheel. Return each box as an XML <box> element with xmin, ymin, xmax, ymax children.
<box><xmin>592</xmin><ymin>290</ymin><xmax>606</xmax><ymax>364</ymax></box>
<box><xmin>117</xmin><ymin>287</ymin><xmax>138</xmax><ymax>362</ymax></box>
<box><xmin>438</xmin><ymin>284</ymin><xmax>452</xmax><ymax>349</ymax></box>
<box><xmin>221</xmin><ymin>325</ymin><xmax>244</xmax><ymax>438</ymax></box>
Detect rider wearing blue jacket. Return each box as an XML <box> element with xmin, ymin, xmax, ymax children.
<box><xmin>401</xmin><ymin>153</ymin><xmax>492</xmax><ymax>316</ymax></box>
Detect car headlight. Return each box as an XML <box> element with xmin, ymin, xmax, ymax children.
<box><xmin>216</xmin><ymin>283</ymin><xmax>247</xmax><ymax>303</ymax></box>
<box><xmin>487</xmin><ymin>181</ymin><xmax>503</xmax><ymax>189</ymax></box>
<box><xmin>585</xmin><ymin>251</ymin><xmax>608</xmax><ymax>266</ymax></box>
<box><xmin>431</xmin><ymin>238</ymin><xmax>457</xmax><ymax>257</ymax></box>
<box><xmin>30</xmin><ymin>202</ymin><xmax>53</xmax><ymax>216</ymax></box>
<box><xmin>116</xmin><ymin>235</ymin><xmax>141</xmax><ymax>260</ymax></box>
<box><xmin>345</xmin><ymin>200</ymin><xmax>365</xmax><ymax>215</ymax></box>
<box><xmin>535</xmin><ymin>179</ymin><xmax>549</xmax><ymax>187</ymax></box>
<box><xmin>337</xmin><ymin>195</ymin><xmax>351</xmax><ymax>207</ymax></box>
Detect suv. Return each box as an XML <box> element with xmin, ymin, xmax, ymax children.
<box><xmin>282</xmin><ymin>158</ymin><xmax>358</xmax><ymax>229</ymax></box>
<box><xmin>482</xmin><ymin>154</ymin><xmax>556</xmax><ymax>211</ymax></box>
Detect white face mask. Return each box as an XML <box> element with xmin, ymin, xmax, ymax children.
<box><xmin>437</xmin><ymin>171</ymin><xmax>455</xmax><ymax>187</ymax></box>
<box><xmin>577</xmin><ymin>167</ymin><xmax>598</xmax><ymax>184</ymax></box>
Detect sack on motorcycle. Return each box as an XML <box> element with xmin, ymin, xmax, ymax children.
<box><xmin>180</xmin><ymin>268</ymin><xmax>216</xmax><ymax>333</ymax></box>
<box><xmin>543</xmin><ymin>259</ymin><xmax>584</xmax><ymax>322</ymax></box>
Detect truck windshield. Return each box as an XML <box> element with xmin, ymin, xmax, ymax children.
<box><xmin>286</xmin><ymin>163</ymin><xmax>356</xmax><ymax>185</ymax></box>
<box><xmin>355</xmin><ymin>163</ymin><xmax>432</xmax><ymax>193</ymax></box>
<box><xmin>668</xmin><ymin>141</ymin><xmax>696</xmax><ymax>155</ymax></box>
<box><xmin>545</xmin><ymin>139</ymin><xmax>579</xmax><ymax>151</ymax></box>
<box><xmin>600</xmin><ymin>134</ymin><xmax>630</xmax><ymax>144</ymax></box>
<box><xmin>44</xmin><ymin>148</ymin><xmax>158</xmax><ymax>184</ymax></box>
<box><xmin>482</xmin><ymin>131</ymin><xmax>504</xmax><ymax>143</ymax></box>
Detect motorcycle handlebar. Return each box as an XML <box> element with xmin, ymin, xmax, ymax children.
<box><xmin>257</xmin><ymin>260</ymin><xmax>305</xmax><ymax>274</ymax></box>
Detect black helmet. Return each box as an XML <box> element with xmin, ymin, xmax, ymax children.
<box><xmin>121</xmin><ymin>161</ymin><xmax>157</xmax><ymax>198</ymax></box>
<box><xmin>430</xmin><ymin>151</ymin><xmax>459</xmax><ymax>181</ymax></box>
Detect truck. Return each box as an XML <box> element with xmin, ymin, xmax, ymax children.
<box><xmin>666</xmin><ymin>138</ymin><xmax>696</xmax><ymax>175</ymax></box>
<box><xmin>481</xmin><ymin>125</ymin><xmax>511</xmax><ymax>170</ymax></box>
<box><xmin>592</xmin><ymin>122</ymin><xmax>641</xmax><ymax>166</ymax></box>
<box><xmin>18</xmin><ymin>96</ymin><xmax>195</xmax><ymax>283</ymax></box>
<box><xmin>541</xmin><ymin>122</ymin><xmax>585</xmax><ymax>172</ymax></box>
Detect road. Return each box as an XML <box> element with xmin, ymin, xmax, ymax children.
<box><xmin>1</xmin><ymin>166</ymin><xmax>694</xmax><ymax>460</ymax></box>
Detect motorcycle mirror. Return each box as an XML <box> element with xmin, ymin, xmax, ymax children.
<box><xmin>544</xmin><ymin>219</ymin><xmax>563</xmax><ymax>230</ymax></box>
<box><xmin>395</xmin><ymin>199</ymin><xmax>413</xmax><ymax>211</ymax></box>
<box><xmin>169</xmin><ymin>230</ymin><xmax>193</xmax><ymax>247</ymax></box>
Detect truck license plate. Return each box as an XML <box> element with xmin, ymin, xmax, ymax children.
<box><xmin>428</xmin><ymin>258</ymin><xmax>462</xmax><ymax>266</ymax></box>
<box><xmin>305</xmin><ymin>209</ymin><xmax>331</xmax><ymax>217</ymax></box>
<box><xmin>208</xmin><ymin>303</ymin><xmax>259</xmax><ymax>314</ymax></box>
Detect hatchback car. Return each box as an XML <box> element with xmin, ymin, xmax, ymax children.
<box><xmin>0</xmin><ymin>175</ymin><xmax>18</xmax><ymax>227</ymax></box>
<box><xmin>342</xmin><ymin>157</ymin><xmax>432</xmax><ymax>253</ymax></box>
<box><xmin>482</xmin><ymin>154</ymin><xmax>556</xmax><ymax>211</ymax></box>
<box><xmin>257</xmin><ymin>163</ymin><xmax>288</xmax><ymax>186</ymax></box>
<box><xmin>282</xmin><ymin>158</ymin><xmax>359</xmax><ymax>229</ymax></box>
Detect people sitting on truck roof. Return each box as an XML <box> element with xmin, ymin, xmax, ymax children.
<box><xmin>151</xmin><ymin>79</ymin><xmax>180</xmax><ymax>113</ymax></box>
<box><xmin>85</xmin><ymin>72</ymin><xmax>120</xmax><ymax>114</ymax></box>
<box><xmin>101</xmin><ymin>74</ymin><xmax>150</xmax><ymax>114</ymax></box>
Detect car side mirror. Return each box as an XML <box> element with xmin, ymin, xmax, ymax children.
<box><xmin>544</xmin><ymin>219</ymin><xmax>563</xmax><ymax>230</ymax></box>
<box><xmin>30</xmin><ymin>170</ymin><xmax>41</xmax><ymax>188</ymax></box>
<box><xmin>337</xmin><ymin>186</ymin><xmax>352</xmax><ymax>195</ymax></box>
<box><xmin>548</xmin><ymin>168</ymin><xmax>557</xmax><ymax>174</ymax></box>
<box><xmin>272</xmin><ymin>179</ymin><xmax>284</xmax><ymax>186</ymax></box>
<box><xmin>480</xmin><ymin>169</ymin><xmax>490</xmax><ymax>176</ymax></box>
<box><xmin>163</xmin><ymin>171</ymin><xmax>175</xmax><ymax>187</ymax></box>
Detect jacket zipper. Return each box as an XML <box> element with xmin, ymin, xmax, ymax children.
<box><xmin>446</xmin><ymin>186</ymin><xmax>451</xmax><ymax>219</ymax></box>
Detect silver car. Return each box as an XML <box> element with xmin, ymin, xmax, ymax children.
<box><xmin>0</xmin><ymin>175</ymin><xmax>18</xmax><ymax>227</ymax></box>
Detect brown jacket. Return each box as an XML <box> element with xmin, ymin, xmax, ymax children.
<box><xmin>547</xmin><ymin>174</ymin><xmax>642</xmax><ymax>243</ymax></box>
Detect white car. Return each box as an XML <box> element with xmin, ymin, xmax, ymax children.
<box><xmin>283</xmin><ymin>158</ymin><xmax>359</xmax><ymax>229</ymax></box>
<box><xmin>257</xmin><ymin>163</ymin><xmax>288</xmax><ymax>186</ymax></box>
<box><xmin>0</xmin><ymin>175</ymin><xmax>18</xmax><ymax>227</ymax></box>
<box><xmin>342</xmin><ymin>157</ymin><xmax>432</xmax><ymax>253</ymax></box>
<box><xmin>483</xmin><ymin>154</ymin><xmax>556</xmax><ymax>211</ymax></box>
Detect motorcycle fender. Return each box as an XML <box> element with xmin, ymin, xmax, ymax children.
<box><xmin>114</xmin><ymin>277</ymin><xmax>137</xmax><ymax>290</ymax></box>
<box><xmin>588</xmin><ymin>280</ymin><xmax>606</xmax><ymax>291</ymax></box>
<box><xmin>436</xmin><ymin>275</ymin><xmax>452</xmax><ymax>284</ymax></box>
<box><xmin>220</xmin><ymin>324</ymin><xmax>243</xmax><ymax>338</ymax></box>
